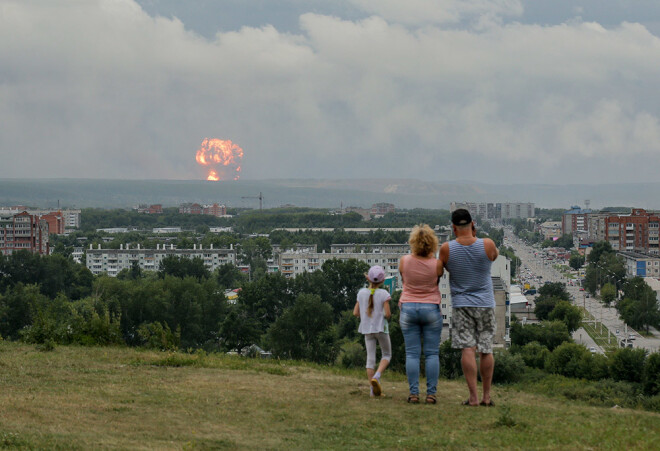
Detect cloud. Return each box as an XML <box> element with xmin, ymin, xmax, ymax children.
<box><xmin>1</xmin><ymin>0</ymin><xmax>660</xmax><ymax>184</ymax></box>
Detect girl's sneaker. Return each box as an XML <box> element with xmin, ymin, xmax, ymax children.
<box><xmin>370</xmin><ymin>378</ymin><xmax>382</xmax><ymax>397</ymax></box>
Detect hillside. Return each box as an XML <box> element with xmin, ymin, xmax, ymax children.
<box><xmin>3</xmin><ymin>178</ymin><xmax>660</xmax><ymax>210</ymax></box>
<box><xmin>0</xmin><ymin>343</ymin><xmax>657</xmax><ymax>449</ymax></box>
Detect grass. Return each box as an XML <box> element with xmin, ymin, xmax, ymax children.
<box><xmin>0</xmin><ymin>342</ymin><xmax>659</xmax><ymax>449</ymax></box>
<box><xmin>580</xmin><ymin>309</ymin><xmax>619</xmax><ymax>352</ymax></box>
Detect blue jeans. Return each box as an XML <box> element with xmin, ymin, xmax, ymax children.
<box><xmin>400</xmin><ymin>303</ymin><xmax>443</xmax><ymax>395</ymax></box>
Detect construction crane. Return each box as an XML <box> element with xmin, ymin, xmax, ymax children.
<box><xmin>241</xmin><ymin>192</ymin><xmax>263</xmax><ymax>211</ymax></box>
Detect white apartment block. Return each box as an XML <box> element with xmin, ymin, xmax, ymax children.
<box><xmin>617</xmin><ymin>251</ymin><xmax>660</xmax><ymax>279</ymax></box>
<box><xmin>86</xmin><ymin>243</ymin><xmax>237</xmax><ymax>277</ymax></box>
<box><xmin>1</xmin><ymin>208</ymin><xmax>81</xmax><ymax>229</ymax></box>
<box><xmin>451</xmin><ymin>202</ymin><xmax>535</xmax><ymax>221</ymax></box>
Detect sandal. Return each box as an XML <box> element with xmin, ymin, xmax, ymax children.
<box><xmin>425</xmin><ymin>394</ymin><xmax>437</xmax><ymax>404</ymax></box>
<box><xmin>480</xmin><ymin>400</ymin><xmax>495</xmax><ymax>407</ymax></box>
<box><xmin>461</xmin><ymin>399</ymin><xmax>478</xmax><ymax>407</ymax></box>
<box><xmin>407</xmin><ymin>394</ymin><xmax>420</xmax><ymax>404</ymax></box>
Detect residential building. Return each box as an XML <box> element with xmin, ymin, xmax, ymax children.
<box><xmin>617</xmin><ymin>251</ymin><xmax>660</xmax><ymax>278</ymax></box>
<box><xmin>605</xmin><ymin>209</ymin><xmax>660</xmax><ymax>254</ymax></box>
<box><xmin>85</xmin><ymin>243</ymin><xmax>237</xmax><ymax>277</ymax></box>
<box><xmin>0</xmin><ymin>207</ymin><xmax>80</xmax><ymax>231</ymax></box>
<box><xmin>179</xmin><ymin>203</ymin><xmax>203</xmax><ymax>215</ymax></box>
<box><xmin>136</xmin><ymin>204</ymin><xmax>163</xmax><ymax>214</ymax></box>
<box><xmin>450</xmin><ymin>202</ymin><xmax>534</xmax><ymax>221</ymax></box>
<box><xmin>0</xmin><ymin>211</ymin><xmax>50</xmax><ymax>255</ymax></box>
<box><xmin>203</xmin><ymin>203</ymin><xmax>227</xmax><ymax>217</ymax></box>
<box><xmin>562</xmin><ymin>206</ymin><xmax>592</xmax><ymax>235</ymax></box>
<box><xmin>539</xmin><ymin>221</ymin><xmax>562</xmax><ymax>240</ymax></box>
<box><xmin>40</xmin><ymin>211</ymin><xmax>65</xmax><ymax>235</ymax></box>
<box><xmin>370</xmin><ymin>203</ymin><xmax>395</xmax><ymax>217</ymax></box>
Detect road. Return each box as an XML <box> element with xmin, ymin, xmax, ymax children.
<box><xmin>503</xmin><ymin>230</ymin><xmax>660</xmax><ymax>354</ymax></box>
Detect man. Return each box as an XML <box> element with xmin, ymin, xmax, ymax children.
<box><xmin>439</xmin><ymin>208</ymin><xmax>498</xmax><ymax>407</ymax></box>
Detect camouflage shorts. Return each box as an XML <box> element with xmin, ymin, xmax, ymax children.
<box><xmin>451</xmin><ymin>307</ymin><xmax>496</xmax><ymax>354</ymax></box>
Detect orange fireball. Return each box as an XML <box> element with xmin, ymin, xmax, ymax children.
<box><xmin>195</xmin><ymin>138</ymin><xmax>244</xmax><ymax>181</ymax></box>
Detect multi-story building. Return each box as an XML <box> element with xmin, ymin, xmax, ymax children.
<box><xmin>203</xmin><ymin>203</ymin><xmax>227</xmax><ymax>217</ymax></box>
<box><xmin>562</xmin><ymin>206</ymin><xmax>592</xmax><ymax>235</ymax></box>
<box><xmin>617</xmin><ymin>251</ymin><xmax>660</xmax><ymax>278</ymax></box>
<box><xmin>85</xmin><ymin>243</ymin><xmax>237</xmax><ymax>277</ymax></box>
<box><xmin>539</xmin><ymin>221</ymin><xmax>562</xmax><ymax>240</ymax></box>
<box><xmin>586</xmin><ymin>212</ymin><xmax>609</xmax><ymax>242</ymax></box>
<box><xmin>0</xmin><ymin>207</ymin><xmax>80</xmax><ymax>231</ymax></box>
<box><xmin>179</xmin><ymin>203</ymin><xmax>203</xmax><ymax>215</ymax></box>
<box><xmin>451</xmin><ymin>202</ymin><xmax>534</xmax><ymax>221</ymax></box>
<box><xmin>370</xmin><ymin>203</ymin><xmax>395</xmax><ymax>217</ymax></box>
<box><xmin>0</xmin><ymin>211</ymin><xmax>50</xmax><ymax>255</ymax></box>
<box><xmin>40</xmin><ymin>211</ymin><xmax>65</xmax><ymax>235</ymax></box>
<box><xmin>605</xmin><ymin>209</ymin><xmax>660</xmax><ymax>254</ymax></box>
<box><xmin>136</xmin><ymin>204</ymin><xmax>163</xmax><ymax>214</ymax></box>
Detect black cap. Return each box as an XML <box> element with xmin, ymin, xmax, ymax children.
<box><xmin>451</xmin><ymin>208</ymin><xmax>472</xmax><ymax>226</ymax></box>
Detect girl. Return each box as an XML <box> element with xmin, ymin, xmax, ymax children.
<box><xmin>353</xmin><ymin>265</ymin><xmax>392</xmax><ymax>397</ymax></box>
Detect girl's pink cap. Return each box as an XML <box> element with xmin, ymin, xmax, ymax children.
<box><xmin>367</xmin><ymin>265</ymin><xmax>386</xmax><ymax>283</ymax></box>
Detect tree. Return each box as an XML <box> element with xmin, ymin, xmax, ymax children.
<box><xmin>219</xmin><ymin>304</ymin><xmax>262</xmax><ymax>352</ymax></box>
<box><xmin>534</xmin><ymin>297</ymin><xmax>561</xmax><ymax>321</ymax></box>
<box><xmin>321</xmin><ymin>258</ymin><xmax>370</xmax><ymax>314</ymax></box>
<box><xmin>555</xmin><ymin>234</ymin><xmax>574</xmax><ymax>250</ymax></box>
<box><xmin>619</xmin><ymin>277</ymin><xmax>660</xmax><ymax>333</ymax></box>
<box><xmin>600</xmin><ymin>283</ymin><xmax>616</xmax><ymax>306</ymax></box>
<box><xmin>158</xmin><ymin>256</ymin><xmax>209</xmax><ymax>280</ymax></box>
<box><xmin>609</xmin><ymin>348</ymin><xmax>647</xmax><ymax>383</ymax></box>
<box><xmin>537</xmin><ymin>282</ymin><xmax>570</xmax><ymax>302</ymax></box>
<box><xmin>643</xmin><ymin>352</ymin><xmax>660</xmax><ymax>396</ymax></box>
<box><xmin>548</xmin><ymin>301</ymin><xmax>582</xmax><ymax>333</ymax></box>
<box><xmin>587</xmin><ymin>241</ymin><xmax>614</xmax><ymax>264</ymax></box>
<box><xmin>266</xmin><ymin>293</ymin><xmax>338</xmax><ymax>363</ymax></box>
<box><xmin>569</xmin><ymin>251</ymin><xmax>585</xmax><ymax>270</ymax></box>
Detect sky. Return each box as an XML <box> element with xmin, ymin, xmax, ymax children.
<box><xmin>2</xmin><ymin>0</ymin><xmax>660</xmax><ymax>184</ymax></box>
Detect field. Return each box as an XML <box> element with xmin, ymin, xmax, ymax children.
<box><xmin>0</xmin><ymin>342</ymin><xmax>658</xmax><ymax>450</ymax></box>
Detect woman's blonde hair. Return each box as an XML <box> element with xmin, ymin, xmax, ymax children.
<box><xmin>408</xmin><ymin>224</ymin><xmax>439</xmax><ymax>257</ymax></box>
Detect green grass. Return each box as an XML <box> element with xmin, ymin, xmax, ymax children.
<box><xmin>0</xmin><ymin>342</ymin><xmax>658</xmax><ymax>449</ymax></box>
<box><xmin>580</xmin><ymin>308</ymin><xmax>619</xmax><ymax>352</ymax></box>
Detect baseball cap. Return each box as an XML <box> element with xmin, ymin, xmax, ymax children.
<box><xmin>367</xmin><ymin>265</ymin><xmax>386</xmax><ymax>283</ymax></box>
<box><xmin>451</xmin><ymin>208</ymin><xmax>472</xmax><ymax>226</ymax></box>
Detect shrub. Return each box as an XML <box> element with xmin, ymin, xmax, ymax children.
<box><xmin>492</xmin><ymin>349</ymin><xmax>525</xmax><ymax>384</ymax></box>
<box><xmin>337</xmin><ymin>340</ymin><xmax>366</xmax><ymax>369</ymax></box>
<box><xmin>545</xmin><ymin>342</ymin><xmax>590</xmax><ymax>378</ymax></box>
<box><xmin>643</xmin><ymin>352</ymin><xmax>660</xmax><ymax>396</ymax></box>
<box><xmin>609</xmin><ymin>348</ymin><xmax>647</xmax><ymax>383</ymax></box>
<box><xmin>517</xmin><ymin>341</ymin><xmax>550</xmax><ymax>369</ymax></box>
<box><xmin>137</xmin><ymin>321</ymin><xmax>180</xmax><ymax>351</ymax></box>
<box><xmin>438</xmin><ymin>339</ymin><xmax>463</xmax><ymax>379</ymax></box>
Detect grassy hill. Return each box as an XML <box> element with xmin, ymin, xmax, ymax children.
<box><xmin>0</xmin><ymin>342</ymin><xmax>658</xmax><ymax>450</ymax></box>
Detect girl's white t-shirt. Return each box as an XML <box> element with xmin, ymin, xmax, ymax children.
<box><xmin>356</xmin><ymin>287</ymin><xmax>391</xmax><ymax>334</ymax></box>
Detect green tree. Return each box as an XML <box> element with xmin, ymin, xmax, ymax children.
<box><xmin>219</xmin><ymin>304</ymin><xmax>262</xmax><ymax>352</ymax></box>
<box><xmin>545</xmin><ymin>342</ymin><xmax>590</xmax><ymax>378</ymax></box>
<box><xmin>158</xmin><ymin>256</ymin><xmax>209</xmax><ymax>280</ymax></box>
<box><xmin>643</xmin><ymin>353</ymin><xmax>660</xmax><ymax>396</ymax></box>
<box><xmin>619</xmin><ymin>277</ymin><xmax>660</xmax><ymax>333</ymax></box>
<box><xmin>266</xmin><ymin>293</ymin><xmax>338</xmax><ymax>363</ymax></box>
<box><xmin>555</xmin><ymin>234</ymin><xmax>574</xmax><ymax>250</ymax></box>
<box><xmin>548</xmin><ymin>301</ymin><xmax>582</xmax><ymax>333</ymax></box>
<box><xmin>609</xmin><ymin>348</ymin><xmax>647</xmax><ymax>383</ymax></box>
<box><xmin>569</xmin><ymin>251</ymin><xmax>585</xmax><ymax>270</ymax></box>
<box><xmin>600</xmin><ymin>283</ymin><xmax>617</xmax><ymax>306</ymax></box>
<box><xmin>321</xmin><ymin>258</ymin><xmax>370</xmax><ymax>314</ymax></box>
<box><xmin>537</xmin><ymin>282</ymin><xmax>571</xmax><ymax>301</ymax></box>
<box><xmin>534</xmin><ymin>297</ymin><xmax>561</xmax><ymax>321</ymax></box>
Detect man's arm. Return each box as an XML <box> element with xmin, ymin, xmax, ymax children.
<box><xmin>484</xmin><ymin>238</ymin><xmax>499</xmax><ymax>262</ymax></box>
<box><xmin>439</xmin><ymin>242</ymin><xmax>449</xmax><ymax>267</ymax></box>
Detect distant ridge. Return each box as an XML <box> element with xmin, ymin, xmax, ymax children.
<box><xmin>1</xmin><ymin>178</ymin><xmax>658</xmax><ymax>210</ymax></box>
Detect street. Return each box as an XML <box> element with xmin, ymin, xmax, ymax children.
<box><xmin>503</xmin><ymin>229</ymin><xmax>660</xmax><ymax>353</ymax></box>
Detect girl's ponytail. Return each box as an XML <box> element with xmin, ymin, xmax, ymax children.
<box><xmin>366</xmin><ymin>288</ymin><xmax>375</xmax><ymax>317</ymax></box>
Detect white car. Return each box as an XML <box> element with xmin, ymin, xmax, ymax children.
<box><xmin>589</xmin><ymin>347</ymin><xmax>597</xmax><ymax>353</ymax></box>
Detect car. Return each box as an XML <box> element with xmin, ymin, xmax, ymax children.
<box><xmin>589</xmin><ymin>347</ymin><xmax>597</xmax><ymax>353</ymax></box>
<box><xmin>579</xmin><ymin>287</ymin><xmax>585</xmax><ymax>291</ymax></box>
<box><xmin>628</xmin><ymin>334</ymin><xmax>636</xmax><ymax>340</ymax></box>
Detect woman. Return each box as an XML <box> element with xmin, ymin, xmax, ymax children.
<box><xmin>398</xmin><ymin>224</ymin><xmax>443</xmax><ymax>404</ymax></box>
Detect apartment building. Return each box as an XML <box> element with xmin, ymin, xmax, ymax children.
<box><xmin>136</xmin><ymin>204</ymin><xmax>163</xmax><ymax>214</ymax></box>
<box><xmin>0</xmin><ymin>211</ymin><xmax>50</xmax><ymax>255</ymax></box>
<box><xmin>562</xmin><ymin>206</ymin><xmax>592</xmax><ymax>235</ymax></box>
<box><xmin>86</xmin><ymin>243</ymin><xmax>237</xmax><ymax>277</ymax></box>
<box><xmin>605</xmin><ymin>209</ymin><xmax>660</xmax><ymax>254</ymax></box>
<box><xmin>539</xmin><ymin>221</ymin><xmax>562</xmax><ymax>240</ymax></box>
<box><xmin>178</xmin><ymin>203</ymin><xmax>227</xmax><ymax>217</ymax></box>
<box><xmin>451</xmin><ymin>202</ymin><xmax>535</xmax><ymax>221</ymax></box>
<box><xmin>0</xmin><ymin>207</ymin><xmax>80</xmax><ymax>232</ymax></box>
<box><xmin>617</xmin><ymin>251</ymin><xmax>660</xmax><ymax>278</ymax></box>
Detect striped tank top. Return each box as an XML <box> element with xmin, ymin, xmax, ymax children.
<box><xmin>444</xmin><ymin>238</ymin><xmax>495</xmax><ymax>308</ymax></box>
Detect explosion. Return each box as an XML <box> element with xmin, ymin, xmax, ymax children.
<box><xmin>195</xmin><ymin>138</ymin><xmax>243</xmax><ymax>181</ymax></box>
